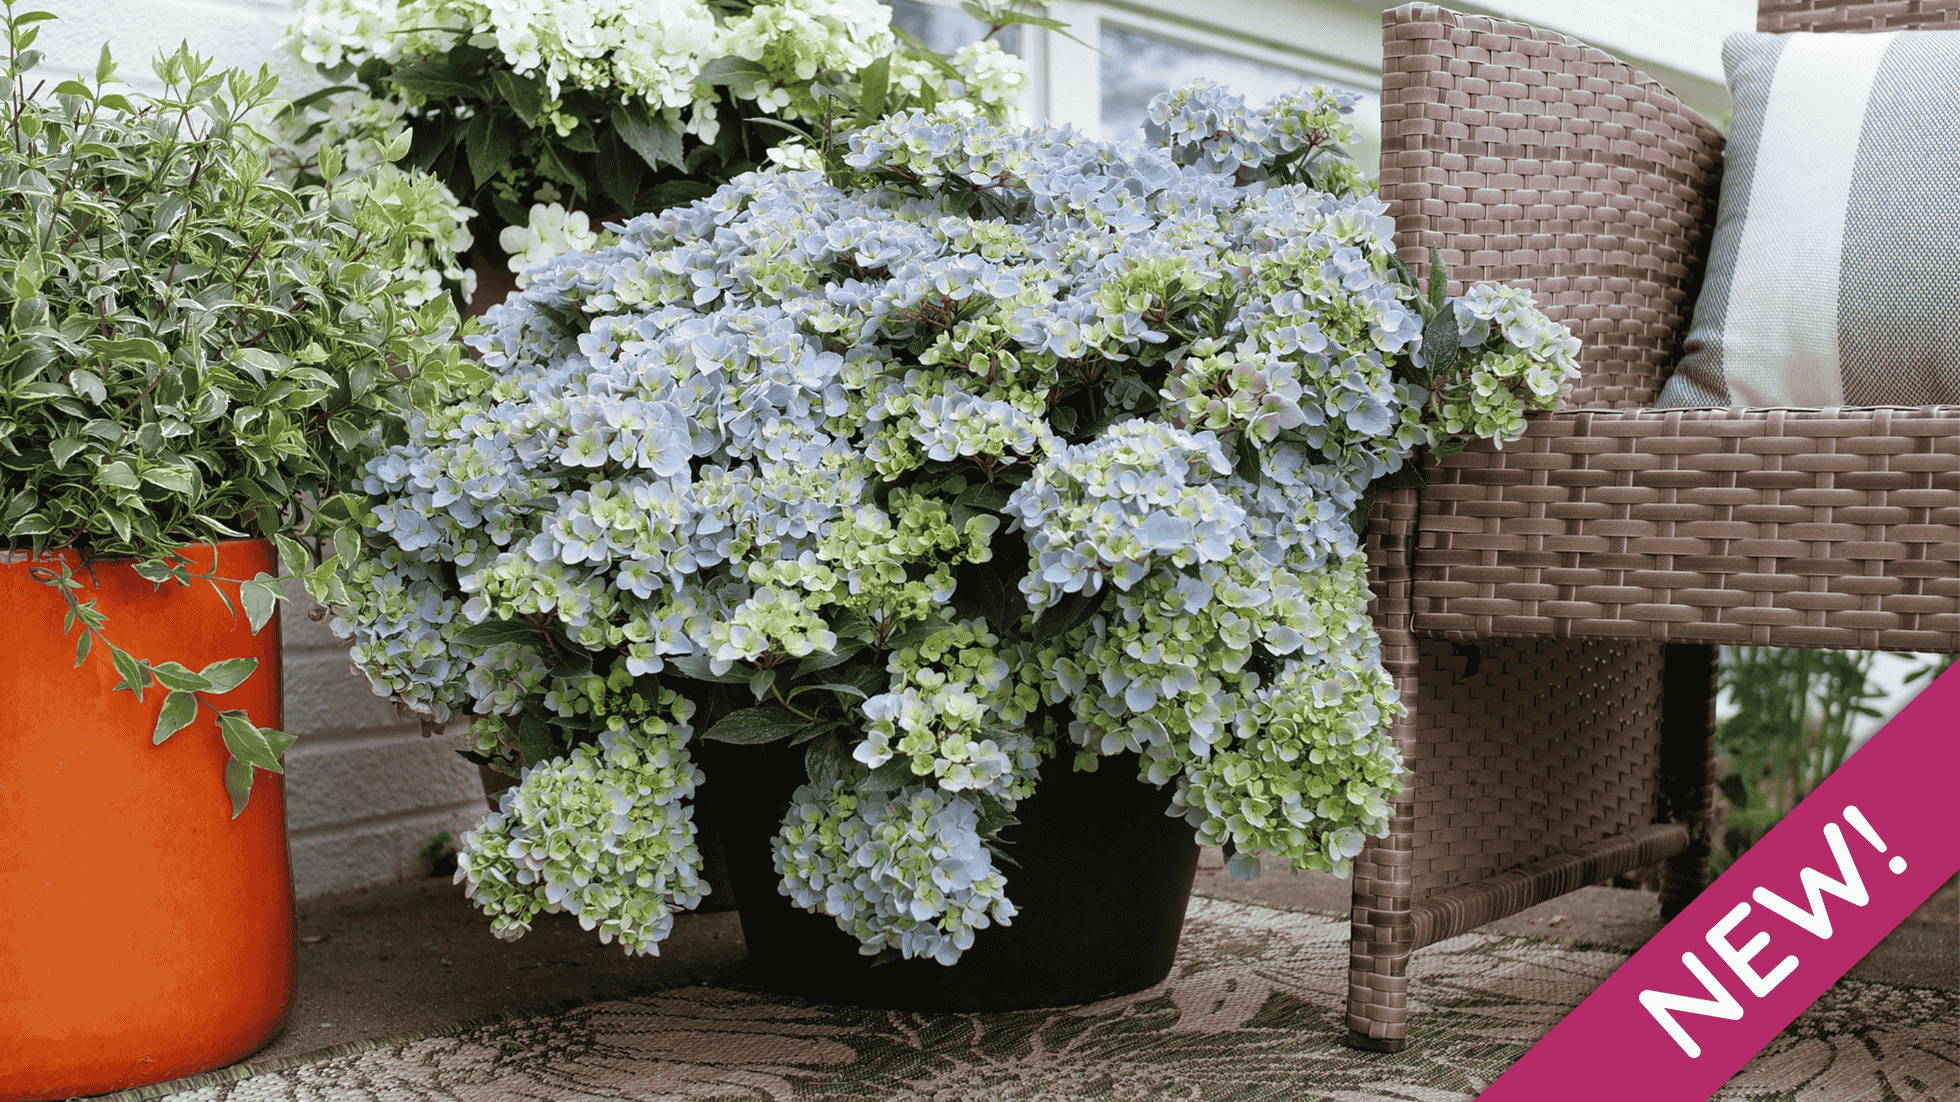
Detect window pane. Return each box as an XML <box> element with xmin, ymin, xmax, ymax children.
<box><xmin>1098</xmin><ymin>23</ymin><xmax>1369</xmax><ymax>143</ymax></box>
<box><xmin>889</xmin><ymin>0</ymin><xmax>1021</xmax><ymax>55</ymax></box>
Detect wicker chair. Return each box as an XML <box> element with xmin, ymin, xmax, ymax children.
<box><xmin>1350</xmin><ymin>0</ymin><xmax>1960</xmax><ymax>1052</ymax></box>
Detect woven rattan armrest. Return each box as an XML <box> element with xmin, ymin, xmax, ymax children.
<box><xmin>1408</xmin><ymin>405</ymin><xmax>1960</xmax><ymax>652</ymax></box>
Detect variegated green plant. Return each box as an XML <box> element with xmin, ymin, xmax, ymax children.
<box><xmin>0</xmin><ymin>4</ymin><xmax>470</xmax><ymax>811</ymax></box>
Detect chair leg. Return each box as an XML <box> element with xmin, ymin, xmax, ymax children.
<box><xmin>1354</xmin><ymin>488</ymin><xmax>1421</xmax><ymax>1050</ymax></box>
<box><xmin>1658</xmin><ymin>643</ymin><xmax>1718</xmax><ymax>920</ymax></box>
<box><xmin>1347</xmin><ymin>829</ymin><xmax>1415</xmax><ymax>1052</ymax></box>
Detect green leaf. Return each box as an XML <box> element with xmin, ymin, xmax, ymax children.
<box><xmin>803</xmin><ymin>735</ymin><xmax>853</xmax><ymax>787</ymax></box>
<box><xmin>11</xmin><ymin>380</ymin><xmax>68</xmax><ymax>400</ymax></box>
<box><xmin>87</xmin><ymin>335</ymin><xmax>166</xmax><ymax>365</ymax></box>
<box><xmin>48</xmin><ymin>436</ymin><xmax>84</xmax><ymax>467</ymax></box>
<box><xmin>387</xmin><ymin>62</ymin><xmax>478</xmax><ymax>99</ymax></box>
<box><xmin>465</xmin><ymin>112</ymin><xmax>515</xmax><ymax>187</ymax></box>
<box><xmin>1421</xmin><ymin>305</ymin><xmax>1460</xmax><ymax>381</ymax></box>
<box><xmin>954</xmin><ymin>481</ymin><xmax>1013</xmax><ymax>512</ymax></box>
<box><xmin>450</xmin><ymin>619</ymin><xmax>539</xmax><ymax>648</ymax></box>
<box><xmin>1426</xmin><ymin>246</ymin><xmax>1449</xmax><ymax>313</ymax></box>
<box><xmin>197</xmin><ymin>656</ymin><xmax>258</xmax><ymax>694</ymax></box>
<box><xmin>611</xmin><ymin>102</ymin><xmax>684</xmax><ymax>172</ymax></box>
<box><xmin>9</xmin><ymin>513</ymin><xmax>54</xmax><ymax>537</ymax></box>
<box><xmin>534</xmin><ymin>138</ymin><xmax>587</xmax><ymax>191</ymax></box>
<box><xmin>233</xmin><ymin>347</ymin><xmax>285</xmax><ymax>380</ymax></box>
<box><xmin>1375</xmin><ymin>465</ymin><xmax>1429</xmax><ymax>491</ymax></box>
<box><xmin>644</xmin><ymin>179</ymin><xmax>715</xmax><ymax>208</ymax></box>
<box><xmin>787</xmin><ymin>718</ymin><xmax>844</xmax><ymax>746</ymax></box>
<box><xmin>891</xmin><ymin>27</ymin><xmax>962</xmax><ymax>81</ymax></box>
<box><xmin>856</xmin><ymin>53</ymin><xmax>890</xmax><ymax>123</ymax></box>
<box><xmin>594</xmin><ymin>134</ymin><xmax>643</xmax><ymax>211</ymax></box>
<box><xmin>557</xmin><ymin>123</ymin><xmax>599</xmax><ymax>154</ymax></box>
<box><xmin>97</xmin><ymin>460</ymin><xmax>139</xmax><ymax>489</ymax></box>
<box><xmin>665</xmin><ymin>653</ymin><xmax>749</xmax><ymax>684</ymax></box>
<box><xmin>241</xmin><ymin>574</ymin><xmax>280</xmax><ymax>633</ymax></box>
<box><xmin>960</xmin><ymin>2</ymin><xmax>1083</xmax><ymax>41</ymax></box>
<box><xmin>701</xmin><ymin>705</ymin><xmax>807</xmax><ymax>745</ymax></box>
<box><xmin>132</xmin><ymin>559</ymin><xmax>179</xmax><ymax>585</ymax></box>
<box><xmin>491</xmin><ymin>69</ymin><xmax>544</xmax><ymax>125</ymax></box>
<box><xmin>748</xmin><ymin>664</ymin><xmax>777</xmax><ymax>700</ymax></box>
<box><xmin>954</xmin><ymin>564</ymin><xmax>1015</xmax><ymax>634</ymax></box>
<box><xmin>139</xmin><ymin>465</ymin><xmax>194</xmax><ymax>493</ymax></box>
<box><xmin>314</xmin><ymin>492</ymin><xmax>364</xmax><ymax>525</ymax></box>
<box><xmin>696</xmin><ymin>56</ymin><xmax>769</xmax><ymax>87</ymax></box>
<box><xmin>153</xmin><ymin>690</ymin><xmax>198</xmax><ymax>744</ymax></box>
<box><xmin>510</xmin><ymin>712</ymin><xmax>556</xmax><ymax>766</ymax></box>
<box><xmin>151</xmin><ymin>661</ymin><xmax>213</xmax><ymax>692</ymax></box>
<box><xmin>1031</xmin><ymin>588</ymin><xmax>1104</xmax><ymax>643</ymax></box>
<box><xmin>272</xmin><ymin>534</ymin><xmax>311</xmax><ymax>576</ymax></box>
<box><xmin>277</xmin><ymin>83</ymin><xmax>357</xmax><ymax>119</ymax></box>
<box><xmin>224</xmin><ymin>758</ymin><xmax>255</xmax><ymax>818</ymax></box>
<box><xmin>1386</xmin><ymin>252</ymin><xmax>1418</xmax><ymax>297</ymax></box>
<box><xmin>973</xmin><ymin>792</ymin><xmax>1019</xmax><ymax>837</ymax></box>
<box><xmin>218</xmin><ymin>711</ymin><xmax>292</xmax><ymax>772</ymax></box>
<box><xmin>109</xmin><ymin>646</ymin><xmax>149</xmax><ymax>700</ymax></box>
<box><xmin>792</xmin><ymin>641</ymin><xmax>866</xmax><ymax>677</ymax></box>
<box><xmin>67</xmin><ymin>367</ymin><xmax>106</xmax><ymax>403</ymax></box>
<box><xmin>73</xmin><ymin>630</ymin><xmax>91</xmax><ymax>667</ymax></box>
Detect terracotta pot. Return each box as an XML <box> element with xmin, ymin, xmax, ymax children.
<box><xmin>0</xmin><ymin>539</ymin><xmax>294</xmax><ymax>1101</ymax></box>
<box><xmin>701</xmin><ymin>742</ymin><xmax>1200</xmax><ymax>1011</ymax></box>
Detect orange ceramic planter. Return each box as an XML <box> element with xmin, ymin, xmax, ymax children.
<box><xmin>0</xmin><ymin>539</ymin><xmax>294</xmax><ymax>1101</ymax></box>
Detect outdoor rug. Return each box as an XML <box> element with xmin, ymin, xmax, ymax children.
<box><xmin>141</xmin><ymin>896</ymin><xmax>1958</xmax><ymax>1102</ymax></box>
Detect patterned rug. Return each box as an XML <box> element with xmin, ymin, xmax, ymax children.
<box><xmin>140</xmin><ymin>896</ymin><xmax>1958</xmax><ymax>1102</ymax></box>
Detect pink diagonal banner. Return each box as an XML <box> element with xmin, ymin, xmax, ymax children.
<box><xmin>1480</xmin><ymin>663</ymin><xmax>1960</xmax><ymax>1102</ymax></box>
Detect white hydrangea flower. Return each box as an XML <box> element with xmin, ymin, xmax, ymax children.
<box><xmin>499</xmin><ymin>202</ymin><xmax>602</xmax><ymax>285</ymax></box>
<box><xmin>764</xmin><ymin>142</ymin><xmax>826</xmax><ymax>173</ymax></box>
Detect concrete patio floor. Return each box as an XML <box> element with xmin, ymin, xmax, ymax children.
<box><xmin>203</xmin><ymin>850</ymin><xmax>1960</xmax><ymax>1083</ymax></box>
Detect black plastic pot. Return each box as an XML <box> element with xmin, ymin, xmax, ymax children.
<box><xmin>700</xmin><ymin>741</ymin><xmax>1200</xmax><ymax>1011</ymax></box>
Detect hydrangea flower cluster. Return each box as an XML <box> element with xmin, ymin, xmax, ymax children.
<box><xmin>330</xmin><ymin>83</ymin><xmax>1579</xmax><ymax>964</ymax></box>
<box><xmin>286</xmin><ymin>0</ymin><xmax>1025</xmax><ymax>270</ymax></box>
<box><xmin>774</xmin><ymin>779</ymin><xmax>1015</xmax><ymax>965</ymax></box>
<box><xmin>1428</xmin><ymin>283</ymin><xmax>1583</xmax><ymax>447</ymax></box>
<box><xmin>857</xmin><ymin>620</ymin><xmax>1047</xmax><ymax>799</ymax></box>
<box><xmin>453</xmin><ymin>676</ymin><xmax>706</xmax><ymax>953</ymax></box>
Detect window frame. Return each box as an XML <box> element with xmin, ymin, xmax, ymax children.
<box><xmin>887</xmin><ymin>0</ymin><xmax>1385</xmax><ymax>132</ymax></box>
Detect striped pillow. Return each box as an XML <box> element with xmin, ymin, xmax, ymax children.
<box><xmin>1658</xmin><ymin>30</ymin><xmax>1960</xmax><ymax>408</ymax></box>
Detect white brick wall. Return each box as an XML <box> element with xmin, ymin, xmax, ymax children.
<box><xmin>44</xmin><ymin>0</ymin><xmax>488</xmax><ymax>899</ymax></box>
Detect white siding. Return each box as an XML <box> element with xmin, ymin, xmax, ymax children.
<box><xmin>41</xmin><ymin>0</ymin><xmax>312</xmax><ymax>94</ymax></box>
<box><xmin>280</xmin><ymin>581</ymin><xmax>488</xmax><ymax>899</ymax></box>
